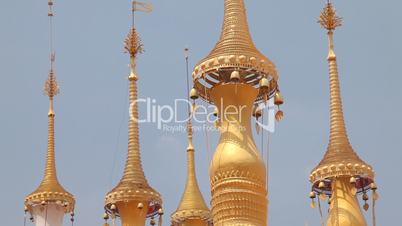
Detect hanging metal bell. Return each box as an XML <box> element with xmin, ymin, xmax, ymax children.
<box><xmin>213</xmin><ymin>106</ymin><xmax>219</xmax><ymax>117</ymax></box>
<box><xmin>259</xmin><ymin>77</ymin><xmax>269</xmax><ymax>89</ymax></box>
<box><xmin>370</xmin><ymin>182</ymin><xmax>378</xmax><ymax>191</ymax></box>
<box><xmin>137</xmin><ymin>202</ymin><xmax>144</xmax><ymax>209</ymax></box>
<box><xmin>190</xmin><ymin>88</ymin><xmax>199</xmax><ymax>100</ymax></box>
<box><xmin>230</xmin><ymin>70</ymin><xmax>240</xmax><ymax>82</ymax></box>
<box><xmin>318</xmin><ymin>181</ymin><xmax>325</xmax><ymax>189</ymax></box>
<box><xmin>275</xmin><ymin>110</ymin><xmax>284</xmax><ymax>121</ymax></box>
<box><xmin>274</xmin><ymin>91</ymin><xmax>284</xmax><ymax>105</ymax></box>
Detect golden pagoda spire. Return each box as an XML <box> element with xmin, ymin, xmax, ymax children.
<box><xmin>25</xmin><ymin>0</ymin><xmax>75</xmax><ymax>217</ymax></box>
<box><xmin>171</xmin><ymin>119</ymin><xmax>211</xmax><ymax>226</ymax></box>
<box><xmin>104</xmin><ymin>3</ymin><xmax>162</xmax><ymax>225</ymax></box>
<box><xmin>191</xmin><ymin>0</ymin><xmax>283</xmax><ymax>225</ymax></box>
<box><xmin>309</xmin><ymin>2</ymin><xmax>378</xmax><ymax>226</ymax></box>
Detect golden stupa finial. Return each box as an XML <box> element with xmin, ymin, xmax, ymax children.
<box><xmin>104</xmin><ymin>2</ymin><xmax>162</xmax><ymax>223</ymax></box>
<box><xmin>25</xmin><ymin>0</ymin><xmax>75</xmax><ymax>214</ymax></box>
<box><xmin>44</xmin><ymin>55</ymin><xmax>60</xmax><ymax>98</ymax></box>
<box><xmin>124</xmin><ymin>28</ymin><xmax>144</xmax><ymax>58</ymax></box>
<box><xmin>310</xmin><ymin>0</ymin><xmax>376</xmax><ymax>208</ymax></box>
<box><xmin>318</xmin><ymin>1</ymin><xmax>342</xmax><ymax>31</ymax></box>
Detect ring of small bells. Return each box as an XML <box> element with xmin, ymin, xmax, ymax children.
<box><xmin>309</xmin><ymin>176</ymin><xmax>378</xmax><ymax>211</ymax></box>
<box><xmin>102</xmin><ymin>202</ymin><xmax>164</xmax><ymax>226</ymax></box>
<box><xmin>190</xmin><ymin>69</ymin><xmax>284</xmax><ymax>127</ymax></box>
<box><xmin>24</xmin><ymin>200</ymin><xmax>75</xmax><ymax>224</ymax></box>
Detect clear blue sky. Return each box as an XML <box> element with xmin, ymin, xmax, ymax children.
<box><xmin>0</xmin><ymin>0</ymin><xmax>401</xmax><ymax>225</ymax></box>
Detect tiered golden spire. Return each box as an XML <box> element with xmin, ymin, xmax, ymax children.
<box><xmin>171</xmin><ymin>119</ymin><xmax>211</xmax><ymax>226</ymax></box>
<box><xmin>104</xmin><ymin>12</ymin><xmax>162</xmax><ymax>226</ymax></box>
<box><xmin>192</xmin><ymin>0</ymin><xmax>279</xmax><ymax>103</ymax></box>
<box><xmin>25</xmin><ymin>69</ymin><xmax>75</xmax><ymax>213</ymax></box>
<box><xmin>309</xmin><ymin>2</ymin><xmax>378</xmax><ymax>226</ymax></box>
<box><xmin>25</xmin><ymin>0</ymin><xmax>75</xmax><ymax>214</ymax></box>
<box><xmin>310</xmin><ymin>1</ymin><xmax>374</xmax><ymax>191</ymax></box>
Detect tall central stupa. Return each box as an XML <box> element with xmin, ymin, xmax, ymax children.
<box><xmin>191</xmin><ymin>0</ymin><xmax>283</xmax><ymax>225</ymax></box>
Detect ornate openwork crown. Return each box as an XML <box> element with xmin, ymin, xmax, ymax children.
<box><xmin>124</xmin><ymin>28</ymin><xmax>144</xmax><ymax>57</ymax></box>
<box><xmin>319</xmin><ymin>2</ymin><xmax>342</xmax><ymax>31</ymax></box>
<box><xmin>44</xmin><ymin>70</ymin><xmax>60</xmax><ymax>97</ymax></box>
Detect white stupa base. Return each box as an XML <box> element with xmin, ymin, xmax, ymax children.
<box><xmin>32</xmin><ymin>203</ymin><xmax>65</xmax><ymax>226</ymax></box>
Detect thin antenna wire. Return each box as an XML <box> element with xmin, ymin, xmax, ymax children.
<box><xmin>110</xmin><ymin>83</ymin><xmax>129</xmax><ymax>186</ymax></box>
<box><xmin>317</xmin><ymin>197</ymin><xmax>325</xmax><ymax>226</ymax></box>
<box><xmin>131</xmin><ymin>0</ymin><xmax>135</xmax><ymax>28</ymax></box>
<box><xmin>23</xmin><ymin>211</ymin><xmax>27</xmax><ymax>226</ymax></box>
<box><xmin>44</xmin><ymin>204</ymin><xmax>48</xmax><ymax>226</ymax></box>
<box><xmin>266</xmin><ymin>132</ymin><xmax>269</xmax><ymax>182</ymax></box>
<box><xmin>203</xmin><ymin>84</ymin><xmax>212</xmax><ymax>165</ymax></box>
<box><xmin>372</xmin><ymin>196</ymin><xmax>376</xmax><ymax>226</ymax></box>
<box><xmin>261</xmin><ymin>113</ymin><xmax>264</xmax><ymax>159</ymax></box>
<box><xmin>184</xmin><ymin>48</ymin><xmax>190</xmax><ymax>114</ymax></box>
<box><xmin>48</xmin><ymin>0</ymin><xmax>55</xmax><ymax>70</ymax></box>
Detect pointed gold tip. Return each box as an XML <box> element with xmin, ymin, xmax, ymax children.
<box><xmin>44</xmin><ymin>70</ymin><xmax>60</xmax><ymax>98</ymax></box>
<box><xmin>319</xmin><ymin>2</ymin><xmax>342</xmax><ymax>31</ymax></box>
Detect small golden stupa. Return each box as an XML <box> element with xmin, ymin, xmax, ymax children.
<box><xmin>103</xmin><ymin>5</ymin><xmax>163</xmax><ymax>226</ymax></box>
<box><xmin>191</xmin><ymin>0</ymin><xmax>283</xmax><ymax>225</ymax></box>
<box><xmin>309</xmin><ymin>2</ymin><xmax>378</xmax><ymax>226</ymax></box>
<box><xmin>170</xmin><ymin>119</ymin><xmax>211</xmax><ymax>226</ymax></box>
<box><xmin>25</xmin><ymin>1</ymin><xmax>75</xmax><ymax>225</ymax></box>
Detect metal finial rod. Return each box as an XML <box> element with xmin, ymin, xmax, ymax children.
<box><xmin>131</xmin><ymin>0</ymin><xmax>135</xmax><ymax>28</ymax></box>
<box><xmin>48</xmin><ymin>0</ymin><xmax>55</xmax><ymax>69</ymax></box>
<box><xmin>184</xmin><ymin>47</ymin><xmax>191</xmax><ymax>113</ymax></box>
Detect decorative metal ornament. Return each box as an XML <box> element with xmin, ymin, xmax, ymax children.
<box><xmin>275</xmin><ymin>110</ymin><xmax>284</xmax><ymax>121</ymax></box>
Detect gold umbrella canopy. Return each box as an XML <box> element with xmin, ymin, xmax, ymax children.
<box><xmin>191</xmin><ymin>0</ymin><xmax>279</xmax><ymax>104</ymax></box>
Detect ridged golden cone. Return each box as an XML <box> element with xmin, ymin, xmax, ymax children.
<box><xmin>25</xmin><ymin>71</ymin><xmax>75</xmax><ymax>213</ymax></box>
<box><xmin>171</xmin><ymin>121</ymin><xmax>210</xmax><ymax>225</ymax></box>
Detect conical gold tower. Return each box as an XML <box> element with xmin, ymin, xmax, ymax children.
<box><xmin>24</xmin><ymin>69</ymin><xmax>75</xmax><ymax>220</ymax></box>
<box><xmin>104</xmin><ymin>24</ymin><xmax>162</xmax><ymax>226</ymax></box>
<box><xmin>25</xmin><ymin>1</ymin><xmax>75</xmax><ymax>225</ymax></box>
<box><xmin>309</xmin><ymin>2</ymin><xmax>378</xmax><ymax>226</ymax></box>
<box><xmin>25</xmin><ymin>69</ymin><xmax>75</xmax><ymax>211</ymax></box>
<box><xmin>171</xmin><ymin>120</ymin><xmax>211</xmax><ymax>226</ymax></box>
<box><xmin>191</xmin><ymin>0</ymin><xmax>283</xmax><ymax>225</ymax></box>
